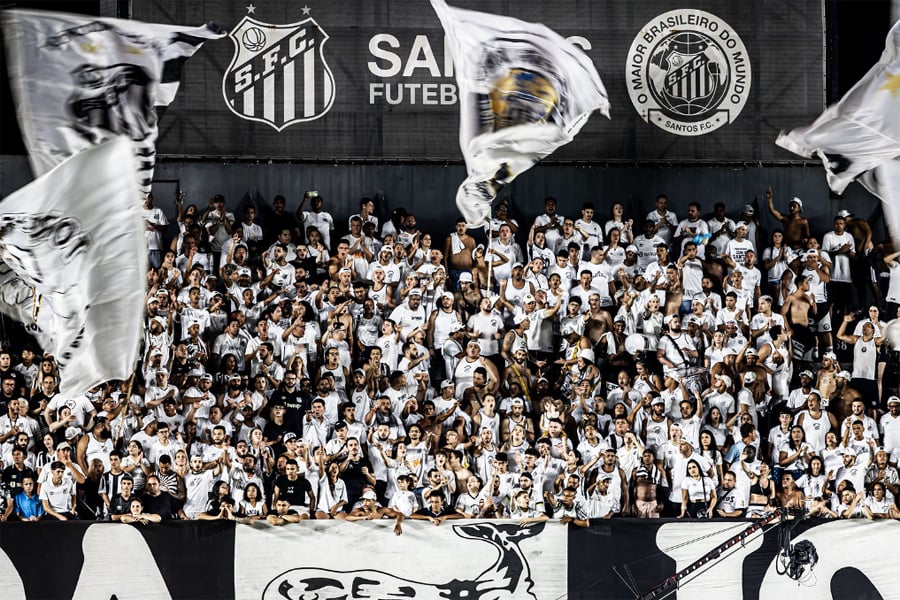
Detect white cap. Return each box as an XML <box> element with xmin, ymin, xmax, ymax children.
<box><xmin>790</xmin><ymin>197</ymin><xmax>803</xmax><ymax>211</ymax></box>
<box><xmin>743</xmin><ymin>371</ymin><xmax>757</xmax><ymax>383</ymax></box>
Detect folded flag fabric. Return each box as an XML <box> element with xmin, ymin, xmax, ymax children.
<box><xmin>0</xmin><ymin>138</ymin><xmax>146</xmax><ymax>396</ymax></box>
<box><xmin>776</xmin><ymin>20</ymin><xmax>900</xmax><ymax>195</ymax></box>
<box><xmin>431</xmin><ymin>0</ymin><xmax>609</xmax><ymax>227</ymax></box>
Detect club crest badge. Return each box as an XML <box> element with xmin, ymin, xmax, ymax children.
<box><xmin>222</xmin><ymin>15</ymin><xmax>335</xmax><ymax>131</ymax></box>
<box><xmin>626</xmin><ymin>9</ymin><xmax>751</xmax><ymax>136</ymax></box>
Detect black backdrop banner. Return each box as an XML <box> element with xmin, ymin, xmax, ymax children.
<box><xmin>134</xmin><ymin>0</ymin><xmax>824</xmax><ymax>162</ymax></box>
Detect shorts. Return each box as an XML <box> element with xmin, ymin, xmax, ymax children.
<box><xmin>289</xmin><ymin>505</ymin><xmax>310</xmax><ymax>516</ymax></box>
<box><xmin>635</xmin><ymin>499</ymin><xmax>660</xmax><ymax>518</ymax></box>
<box><xmin>791</xmin><ymin>324</ymin><xmax>815</xmax><ymax>359</ymax></box>
<box><xmin>811</xmin><ymin>303</ymin><xmax>831</xmax><ymax>332</ymax></box>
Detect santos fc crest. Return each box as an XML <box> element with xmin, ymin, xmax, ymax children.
<box><xmin>222</xmin><ymin>16</ymin><xmax>335</xmax><ymax>131</ymax></box>
<box><xmin>626</xmin><ymin>9</ymin><xmax>751</xmax><ymax>136</ymax></box>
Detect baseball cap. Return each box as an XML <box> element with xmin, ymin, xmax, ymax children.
<box><xmin>836</xmin><ymin>209</ymin><xmax>852</xmax><ymax>218</ymax></box>
<box><xmin>408</xmin><ymin>288</ymin><xmax>422</xmax><ymax>297</ymax></box>
<box><xmin>152</xmin><ymin>316</ymin><xmax>167</xmax><ymax>327</ymax></box>
<box><xmin>743</xmin><ymin>371</ymin><xmax>757</xmax><ymax>383</ymax></box>
<box><xmin>362</xmin><ymin>490</ymin><xmax>378</xmax><ymax>500</ymax></box>
<box><xmin>511</xmin><ymin>262</ymin><xmax>524</xmax><ymax>270</ymax></box>
<box><xmin>735</xmin><ymin>221</ymin><xmax>749</xmax><ymax>229</ymax></box>
<box><xmin>65</xmin><ymin>427</ymin><xmax>81</xmax><ymax>440</ymax></box>
<box><xmin>228</xmin><ymin>374</ymin><xmax>242</xmax><ymax>382</ymax></box>
<box><xmin>440</xmin><ymin>380</ymin><xmax>456</xmax><ymax>390</ymax></box>
<box><xmin>200</xmin><ymin>373</ymin><xmax>213</xmax><ymax>381</ymax></box>
<box><xmin>283</xmin><ymin>432</ymin><xmax>297</xmax><ymax>442</ymax></box>
<box><xmin>651</xmin><ymin>397</ymin><xmax>665</xmax><ymax>406</ymax></box>
<box><xmin>146</xmin><ymin>297</ymin><xmax>159</xmax><ymax>306</ymax></box>
<box><xmin>188</xmin><ymin>369</ymin><xmax>204</xmax><ymax>378</ymax></box>
<box><xmin>56</xmin><ymin>441</ymin><xmax>72</xmax><ymax>450</ymax></box>
<box><xmin>790</xmin><ymin>197</ymin><xmax>803</xmax><ymax>211</ymax></box>
<box><xmin>513</xmin><ymin>313</ymin><xmax>529</xmax><ymax>325</ymax></box>
<box><xmin>238</xmin><ymin>267</ymin><xmax>252</xmax><ymax>277</ymax></box>
<box><xmin>716</xmin><ymin>374</ymin><xmax>732</xmax><ymax>388</ymax></box>
<box><xmin>625</xmin><ymin>245</ymin><xmax>638</xmax><ymax>254</ymax></box>
<box><xmin>510</xmin><ymin>397</ymin><xmax>524</xmax><ymax>406</ymax></box>
<box><xmin>745</xmin><ymin>348</ymin><xmax>758</xmax><ymax>356</ymax></box>
<box><xmin>799</xmin><ymin>370</ymin><xmax>814</xmax><ymax>379</ymax></box>
<box><xmin>836</xmin><ymin>370</ymin><xmax>852</xmax><ymax>380</ymax></box>
<box><xmin>742</xmin><ymin>204</ymin><xmax>755</xmax><ymax>215</ymax></box>
<box><xmin>822</xmin><ymin>351</ymin><xmax>838</xmax><ymax>361</ymax></box>
<box><xmin>458</xmin><ymin>272</ymin><xmax>473</xmax><ymax>283</ymax></box>
<box><xmin>887</xmin><ymin>396</ymin><xmax>900</xmax><ymax>405</ymax></box>
<box><xmin>149</xmin><ymin>348</ymin><xmax>163</xmax><ymax>358</ymax></box>
<box><xmin>522</xmin><ymin>294</ymin><xmax>536</xmax><ymax>304</ymax></box>
<box><xmin>156</xmin><ymin>367</ymin><xmax>169</xmax><ymax>376</ymax></box>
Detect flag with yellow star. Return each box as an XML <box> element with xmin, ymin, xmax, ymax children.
<box><xmin>776</xmin><ymin>20</ymin><xmax>900</xmax><ymax>195</ymax></box>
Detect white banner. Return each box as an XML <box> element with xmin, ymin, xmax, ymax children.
<box><xmin>2</xmin><ymin>9</ymin><xmax>223</xmax><ymax>194</ymax></box>
<box><xmin>431</xmin><ymin>0</ymin><xmax>609</xmax><ymax>227</ymax></box>
<box><xmin>0</xmin><ymin>138</ymin><xmax>146</xmax><ymax>396</ymax></box>
<box><xmin>235</xmin><ymin>520</ymin><xmax>567</xmax><ymax>600</ymax></box>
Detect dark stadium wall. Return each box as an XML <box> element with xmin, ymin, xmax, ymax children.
<box><xmin>0</xmin><ymin>153</ymin><xmax>884</xmax><ymax>247</ymax></box>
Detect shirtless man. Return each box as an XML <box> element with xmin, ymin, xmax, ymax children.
<box><xmin>444</xmin><ymin>218</ymin><xmax>476</xmax><ymax>291</ymax></box>
<box><xmin>831</xmin><ymin>371</ymin><xmax>864</xmax><ymax>424</ymax></box>
<box><xmin>346</xmin><ymin>488</ymin><xmax>404</xmax><ymax>535</ymax></box>
<box><xmin>781</xmin><ymin>275</ymin><xmax>817</xmax><ymax>363</ymax></box>
<box><xmin>766</xmin><ymin>188</ymin><xmax>809</xmax><ymax>249</ymax></box>
<box><xmin>633</xmin><ymin>449</ymin><xmax>664</xmax><ymax>518</ymax></box>
<box><xmin>816</xmin><ymin>351</ymin><xmax>839</xmax><ymax>401</ymax></box>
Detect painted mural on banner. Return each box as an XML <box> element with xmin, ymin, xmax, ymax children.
<box><xmin>136</xmin><ymin>0</ymin><xmax>822</xmax><ymax>161</ymax></box>
<box><xmin>570</xmin><ymin>519</ymin><xmax>900</xmax><ymax>599</ymax></box>
<box><xmin>240</xmin><ymin>521</ymin><xmax>566</xmax><ymax>599</ymax></box>
<box><xmin>625</xmin><ymin>10</ymin><xmax>751</xmax><ymax>137</ymax></box>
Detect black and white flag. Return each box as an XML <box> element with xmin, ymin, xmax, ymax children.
<box><xmin>431</xmin><ymin>0</ymin><xmax>609</xmax><ymax>227</ymax></box>
<box><xmin>2</xmin><ymin>9</ymin><xmax>223</xmax><ymax>195</ymax></box>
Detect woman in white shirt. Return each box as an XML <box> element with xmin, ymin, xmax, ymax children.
<box><xmin>680</xmin><ymin>459</ymin><xmax>716</xmax><ymax>518</ymax></box>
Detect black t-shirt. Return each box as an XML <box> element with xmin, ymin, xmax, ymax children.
<box><xmin>274</xmin><ymin>475</ymin><xmax>312</xmax><ymax>506</ymax></box>
<box><xmin>1</xmin><ymin>465</ymin><xmax>37</xmax><ymax>493</ymax></box>
<box><xmin>141</xmin><ymin>491</ymin><xmax>178</xmax><ymax>520</ymax></box>
<box><xmin>341</xmin><ymin>457</ymin><xmax>373</xmax><ymax>506</ymax></box>
<box><xmin>270</xmin><ymin>388</ymin><xmax>307</xmax><ymax>434</ymax></box>
<box><xmin>109</xmin><ymin>493</ymin><xmax>134</xmax><ymax>517</ymax></box>
<box><xmin>262</xmin><ymin>420</ymin><xmax>292</xmax><ymax>457</ymax></box>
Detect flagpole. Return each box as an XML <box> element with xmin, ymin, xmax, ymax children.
<box><xmin>486</xmin><ymin>225</ymin><xmax>493</xmax><ymax>294</ymax></box>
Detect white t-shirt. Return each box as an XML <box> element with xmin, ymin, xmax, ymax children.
<box><xmin>821</xmin><ymin>231</ymin><xmax>855</xmax><ymax>283</ymax></box>
<box><xmin>39</xmin><ymin>478</ymin><xmax>75</xmax><ymax>512</ymax></box>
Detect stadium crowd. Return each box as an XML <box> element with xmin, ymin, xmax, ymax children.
<box><xmin>1</xmin><ymin>187</ymin><xmax>899</xmax><ymax>527</ymax></box>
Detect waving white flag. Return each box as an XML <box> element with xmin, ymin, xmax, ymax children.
<box><xmin>0</xmin><ymin>138</ymin><xmax>146</xmax><ymax>396</ymax></box>
<box><xmin>431</xmin><ymin>0</ymin><xmax>609</xmax><ymax>227</ymax></box>
<box><xmin>3</xmin><ymin>9</ymin><xmax>223</xmax><ymax>195</ymax></box>
<box><xmin>776</xmin><ymin>20</ymin><xmax>900</xmax><ymax>195</ymax></box>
